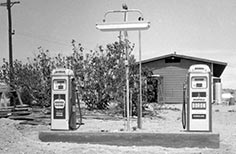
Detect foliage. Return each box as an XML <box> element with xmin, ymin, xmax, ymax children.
<box><xmin>71</xmin><ymin>40</ymin><xmax>134</xmax><ymax>110</ymax></box>
<box><xmin>129</xmin><ymin>65</ymin><xmax>154</xmax><ymax>116</ymax></box>
<box><xmin>0</xmin><ymin>48</ymin><xmax>55</xmax><ymax>106</ymax></box>
<box><xmin>0</xmin><ymin>40</ymin><xmax>154</xmax><ymax>111</ymax></box>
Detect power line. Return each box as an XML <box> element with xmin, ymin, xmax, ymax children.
<box><xmin>15</xmin><ymin>31</ymin><xmax>94</xmax><ymax>52</ymax></box>
<box><xmin>16</xmin><ymin>31</ymin><xmax>71</xmax><ymax>47</ymax></box>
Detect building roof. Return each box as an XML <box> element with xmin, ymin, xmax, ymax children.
<box><xmin>142</xmin><ymin>53</ymin><xmax>227</xmax><ymax>77</ymax></box>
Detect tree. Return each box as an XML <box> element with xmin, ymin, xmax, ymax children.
<box><xmin>71</xmin><ymin>40</ymin><xmax>134</xmax><ymax>110</ymax></box>
<box><xmin>0</xmin><ymin>48</ymin><xmax>55</xmax><ymax>106</ymax></box>
<box><xmin>0</xmin><ymin>39</ymin><xmax>153</xmax><ymax>111</ymax></box>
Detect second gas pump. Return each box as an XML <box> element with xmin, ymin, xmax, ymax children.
<box><xmin>182</xmin><ymin>64</ymin><xmax>212</xmax><ymax>132</ymax></box>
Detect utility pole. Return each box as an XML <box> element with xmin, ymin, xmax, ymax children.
<box><xmin>0</xmin><ymin>0</ymin><xmax>20</xmax><ymax>87</ymax></box>
<box><xmin>1</xmin><ymin>0</ymin><xmax>20</xmax><ymax>107</ymax></box>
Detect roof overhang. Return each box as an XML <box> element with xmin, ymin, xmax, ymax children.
<box><xmin>142</xmin><ymin>53</ymin><xmax>227</xmax><ymax>77</ymax></box>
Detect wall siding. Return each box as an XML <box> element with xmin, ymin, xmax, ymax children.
<box><xmin>143</xmin><ymin>58</ymin><xmax>211</xmax><ymax>103</ymax></box>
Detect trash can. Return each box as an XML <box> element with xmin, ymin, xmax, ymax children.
<box><xmin>229</xmin><ymin>97</ymin><xmax>235</xmax><ymax>105</ymax></box>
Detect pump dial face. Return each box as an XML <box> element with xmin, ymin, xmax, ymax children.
<box><xmin>191</xmin><ymin>76</ymin><xmax>207</xmax><ymax>89</ymax></box>
<box><xmin>53</xmin><ymin>79</ymin><xmax>66</xmax><ymax>90</ymax></box>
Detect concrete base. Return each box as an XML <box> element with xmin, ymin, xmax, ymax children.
<box><xmin>39</xmin><ymin>131</ymin><xmax>219</xmax><ymax>148</ymax></box>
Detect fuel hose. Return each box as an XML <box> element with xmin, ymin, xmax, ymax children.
<box><xmin>182</xmin><ymin>86</ymin><xmax>186</xmax><ymax>129</ymax></box>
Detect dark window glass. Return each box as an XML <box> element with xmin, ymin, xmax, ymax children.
<box><xmin>165</xmin><ymin>57</ymin><xmax>181</xmax><ymax>63</ymax></box>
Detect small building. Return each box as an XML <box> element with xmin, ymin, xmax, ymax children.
<box><xmin>142</xmin><ymin>53</ymin><xmax>227</xmax><ymax>104</ymax></box>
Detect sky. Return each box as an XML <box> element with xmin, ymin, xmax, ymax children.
<box><xmin>0</xmin><ymin>0</ymin><xmax>236</xmax><ymax>89</ymax></box>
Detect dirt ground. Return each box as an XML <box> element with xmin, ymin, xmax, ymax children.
<box><xmin>0</xmin><ymin>104</ymin><xmax>236</xmax><ymax>154</ymax></box>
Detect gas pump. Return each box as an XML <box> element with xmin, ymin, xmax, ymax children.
<box><xmin>182</xmin><ymin>64</ymin><xmax>212</xmax><ymax>132</ymax></box>
<box><xmin>51</xmin><ymin>68</ymin><xmax>77</xmax><ymax>130</ymax></box>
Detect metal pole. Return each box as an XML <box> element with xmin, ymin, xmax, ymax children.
<box><xmin>123</xmin><ymin>10</ymin><xmax>130</xmax><ymax>131</ymax></box>
<box><xmin>211</xmin><ymin>63</ymin><xmax>214</xmax><ymax>104</ymax></box>
<box><xmin>138</xmin><ymin>30</ymin><xmax>142</xmax><ymax>129</ymax></box>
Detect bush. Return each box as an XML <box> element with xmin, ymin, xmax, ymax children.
<box><xmin>0</xmin><ymin>40</ymin><xmax>153</xmax><ymax>110</ymax></box>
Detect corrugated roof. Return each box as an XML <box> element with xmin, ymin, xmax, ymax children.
<box><xmin>142</xmin><ymin>53</ymin><xmax>227</xmax><ymax>77</ymax></box>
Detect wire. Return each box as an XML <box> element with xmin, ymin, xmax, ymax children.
<box><xmin>16</xmin><ymin>31</ymin><xmax>72</xmax><ymax>47</ymax></box>
<box><xmin>15</xmin><ymin>31</ymin><xmax>93</xmax><ymax>52</ymax></box>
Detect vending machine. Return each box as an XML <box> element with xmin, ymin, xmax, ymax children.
<box><xmin>182</xmin><ymin>64</ymin><xmax>212</xmax><ymax>132</ymax></box>
<box><xmin>51</xmin><ymin>68</ymin><xmax>77</xmax><ymax>130</ymax></box>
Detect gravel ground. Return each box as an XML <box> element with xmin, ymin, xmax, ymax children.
<box><xmin>0</xmin><ymin>104</ymin><xmax>236</xmax><ymax>154</ymax></box>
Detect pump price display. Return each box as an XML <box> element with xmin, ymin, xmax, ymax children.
<box><xmin>53</xmin><ymin>80</ymin><xmax>66</xmax><ymax>90</ymax></box>
<box><xmin>192</xmin><ymin>102</ymin><xmax>206</xmax><ymax>110</ymax></box>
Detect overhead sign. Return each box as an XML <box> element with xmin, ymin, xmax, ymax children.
<box><xmin>96</xmin><ymin>21</ymin><xmax>150</xmax><ymax>32</ymax></box>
